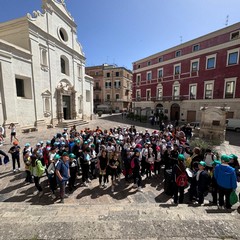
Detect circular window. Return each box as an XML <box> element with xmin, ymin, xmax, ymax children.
<box><xmin>59</xmin><ymin>28</ymin><xmax>68</xmax><ymax>42</ymax></box>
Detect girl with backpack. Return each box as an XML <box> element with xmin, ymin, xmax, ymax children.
<box><xmin>172</xmin><ymin>154</ymin><xmax>188</xmax><ymax>204</ymax></box>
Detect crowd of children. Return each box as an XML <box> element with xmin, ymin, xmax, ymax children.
<box><xmin>4</xmin><ymin>124</ymin><xmax>240</xmax><ymax>207</ymax></box>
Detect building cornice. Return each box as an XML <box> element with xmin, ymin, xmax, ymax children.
<box><xmin>133</xmin><ymin>22</ymin><xmax>240</xmax><ymax>65</ymax></box>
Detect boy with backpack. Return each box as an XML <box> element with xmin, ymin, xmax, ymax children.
<box><xmin>196</xmin><ymin>161</ymin><xmax>211</xmax><ymax>205</ymax></box>
<box><xmin>172</xmin><ymin>154</ymin><xmax>188</xmax><ymax>204</ymax></box>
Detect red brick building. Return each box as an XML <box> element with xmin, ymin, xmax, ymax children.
<box><xmin>132</xmin><ymin>23</ymin><xmax>240</xmax><ymax>122</ymax></box>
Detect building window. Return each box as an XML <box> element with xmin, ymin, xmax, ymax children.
<box><xmin>15</xmin><ymin>77</ymin><xmax>32</xmax><ymax>99</ymax></box>
<box><xmin>230</xmin><ymin>31</ymin><xmax>240</xmax><ymax>40</ymax></box>
<box><xmin>159</xmin><ymin>57</ymin><xmax>163</xmax><ymax>62</ymax></box>
<box><xmin>40</xmin><ymin>48</ymin><xmax>48</xmax><ymax>66</ymax></box>
<box><xmin>157</xmin><ymin>85</ymin><xmax>163</xmax><ymax>100</ymax></box>
<box><xmin>174</xmin><ymin>64</ymin><xmax>181</xmax><ymax>75</ymax></box>
<box><xmin>16</xmin><ymin>79</ymin><xmax>24</xmax><ymax>97</ymax></box>
<box><xmin>227</xmin><ymin>50</ymin><xmax>239</xmax><ymax>66</ymax></box>
<box><xmin>158</xmin><ymin>68</ymin><xmax>163</xmax><ymax>78</ymax></box>
<box><xmin>189</xmin><ymin>85</ymin><xmax>197</xmax><ymax>100</ymax></box>
<box><xmin>224</xmin><ymin>79</ymin><xmax>236</xmax><ymax>98</ymax></box>
<box><xmin>206</xmin><ymin>55</ymin><xmax>216</xmax><ymax>69</ymax></box>
<box><xmin>77</xmin><ymin>65</ymin><xmax>82</xmax><ymax>80</ymax></box>
<box><xmin>116</xmin><ymin>94</ymin><xmax>119</xmax><ymax>100</ymax></box>
<box><xmin>147</xmin><ymin>71</ymin><xmax>152</xmax><ymax>81</ymax></box>
<box><xmin>105</xmin><ymin>81</ymin><xmax>111</xmax><ymax>88</ymax></box>
<box><xmin>175</xmin><ymin>50</ymin><xmax>181</xmax><ymax>57</ymax></box>
<box><xmin>59</xmin><ymin>27</ymin><xmax>68</xmax><ymax>42</ymax></box>
<box><xmin>114</xmin><ymin>81</ymin><xmax>121</xmax><ymax>88</ymax></box>
<box><xmin>86</xmin><ymin>90</ymin><xmax>90</xmax><ymax>102</ymax></box>
<box><xmin>136</xmin><ymin>90</ymin><xmax>141</xmax><ymax>100</ymax></box>
<box><xmin>146</xmin><ymin>89</ymin><xmax>151</xmax><ymax>101</ymax></box>
<box><xmin>191</xmin><ymin>60</ymin><xmax>199</xmax><ymax>72</ymax></box>
<box><xmin>137</xmin><ymin>64</ymin><xmax>141</xmax><ymax>69</ymax></box>
<box><xmin>204</xmin><ymin>82</ymin><xmax>214</xmax><ymax>99</ymax></box>
<box><xmin>173</xmin><ymin>84</ymin><xmax>180</xmax><ymax>100</ymax></box>
<box><xmin>193</xmin><ymin>44</ymin><xmax>200</xmax><ymax>52</ymax></box>
<box><xmin>106</xmin><ymin>72</ymin><xmax>110</xmax><ymax>78</ymax></box>
<box><xmin>61</xmin><ymin>58</ymin><xmax>66</xmax><ymax>74</ymax></box>
<box><xmin>136</xmin><ymin>74</ymin><xmax>141</xmax><ymax>85</ymax></box>
<box><xmin>106</xmin><ymin>94</ymin><xmax>110</xmax><ymax>101</ymax></box>
<box><xmin>147</xmin><ymin>61</ymin><xmax>151</xmax><ymax>66</ymax></box>
<box><xmin>60</xmin><ymin>56</ymin><xmax>69</xmax><ymax>75</ymax></box>
<box><xmin>116</xmin><ymin>72</ymin><xmax>119</xmax><ymax>77</ymax></box>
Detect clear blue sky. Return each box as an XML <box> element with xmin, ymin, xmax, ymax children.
<box><xmin>1</xmin><ymin>0</ymin><xmax>240</xmax><ymax>70</ymax></box>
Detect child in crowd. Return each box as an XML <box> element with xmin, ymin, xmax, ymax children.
<box><xmin>8</xmin><ymin>140</ymin><xmax>21</xmax><ymax>172</ymax></box>
<box><xmin>68</xmin><ymin>153</ymin><xmax>78</xmax><ymax>192</ymax></box>
<box><xmin>108</xmin><ymin>152</ymin><xmax>120</xmax><ymax>192</ymax></box>
<box><xmin>98</xmin><ymin>149</ymin><xmax>108</xmax><ymax>188</ymax></box>
<box><xmin>196</xmin><ymin>161</ymin><xmax>210</xmax><ymax>205</ymax></box>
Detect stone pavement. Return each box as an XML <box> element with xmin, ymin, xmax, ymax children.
<box><xmin>0</xmin><ymin>114</ymin><xmax>240</xmax><ymax>239</ymax></box>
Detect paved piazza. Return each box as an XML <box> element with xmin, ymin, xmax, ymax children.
<box><xmin>0</xmin><ymin>114</ymin><xmax>240</xmax><ymax>239</ymax></box>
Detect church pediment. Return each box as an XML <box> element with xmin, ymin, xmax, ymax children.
<box><xmin>42</xmin><ymin>0</ymin><xmax>75</xmax><ymax>24</ymax></box>
<box><xmin>41</xmin><ymin>90</ymin><xmax>51</xmax><ymax>97</ymax></box>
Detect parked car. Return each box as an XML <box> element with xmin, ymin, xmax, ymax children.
<box><xmin>189</xmin><ymin>122</ymin><xmax>200</xmax><ymax>129</ymax></box>
<box><xmin>226</xmin><ymin>118</ymin><xmax>240</xmax><ymax>132</ymax></box>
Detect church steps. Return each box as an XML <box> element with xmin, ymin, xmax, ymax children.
<box><xmin>55</xmin><ymin>119</ymin><xmax>89</xmax><ymax>128</ymax></box>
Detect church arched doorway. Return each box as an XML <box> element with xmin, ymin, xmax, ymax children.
<box><xmin>56</xmin><ymin>80</ymin><xmax>77</xmax><ymax>121</ymax></box>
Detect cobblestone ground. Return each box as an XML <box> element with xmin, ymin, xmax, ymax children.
<box><xmin>0</xmin><ymin>114</ymin><xmax>240</xmax><ymax>239</ymax></box>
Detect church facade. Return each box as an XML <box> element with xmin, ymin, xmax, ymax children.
<box><xmin>0</xmin><ymin>0</ymin><xmax>94</xmax><ymax>129</ymax></box>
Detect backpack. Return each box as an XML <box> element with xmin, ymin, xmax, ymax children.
<box><xmin>131</xmin><ymin>157</ymin><xmax>135</xmax><ymax>169</ymax></box>
<box><xmin>175</xmin><ymin>165</ymin><xmax>188</xmax><ymax>187</ymax></box>
<box><xmin>36</xmin><ymin>159</ymin><xmax>45</xmax><ymax>177</ymax></box>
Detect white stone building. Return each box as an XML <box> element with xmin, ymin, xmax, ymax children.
<box><xmin>0</xmin><ymin>0</ymin><xmax>93</xmax><ymax>129</ymax></box>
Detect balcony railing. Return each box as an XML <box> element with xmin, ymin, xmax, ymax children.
<box><xmin>93</xmin><ymin>86</ymin><xmax>101</xmax><ymax>91</ymax></box>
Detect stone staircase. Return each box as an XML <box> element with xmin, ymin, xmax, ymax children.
<box><xmin>55</xmin><ymin>119</ymin><xmax>89</xmax><ymax>128</ymax></box>
<box><xmin>0</xmin><ymin>202</ymin><xmax>240</xmax><ymax>239</ymax></box>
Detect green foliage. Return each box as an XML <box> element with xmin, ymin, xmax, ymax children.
<box><xmin>190</xmin><ymin>138</ymin><xmax>219</xmax><ymax>158</ymax></box>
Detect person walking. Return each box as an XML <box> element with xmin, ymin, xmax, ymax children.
<box><xmin>8</xmin><ymin>123</ymin><xmax>19</xmax><ymax>143</ymax></box>
<box><xmin>8</xmin><ymin>140</ymin><xmax>21</xmax><ymax>172</ymax></box>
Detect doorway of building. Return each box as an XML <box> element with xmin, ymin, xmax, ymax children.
<box><xmin>170</xmin><ymin>103</ymin><xmax>180</xmax><ymax>121</ymax></box>
<box><xmin>187</xmin><ymin>110</ymin><xmax>196</xmax><ymax>122</ymax></box>
<box><xmin>62</xmin><ymin>95</ymin><xmax>71</xmax><ymax>120</ymax></box>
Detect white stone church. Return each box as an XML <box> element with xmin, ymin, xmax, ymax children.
<box><xmin>0</xmin><ymin>0</ymin><xmax>94</xmax><ymax>129</ymax></box>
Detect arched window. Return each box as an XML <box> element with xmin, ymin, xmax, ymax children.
<box><xmin>157</xmin><ymin>83</ymin><xmax>163</xmax><ymax>100</ymax></box>
<box><xmin>60</xmin><ymin>56</ymin><xmax>69</xmax><ymax>75</ymax></box>
<box><xmin>173</xmin><ymin>81</ymin><xmax>180</xmax><ymax>100</ymax></box>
